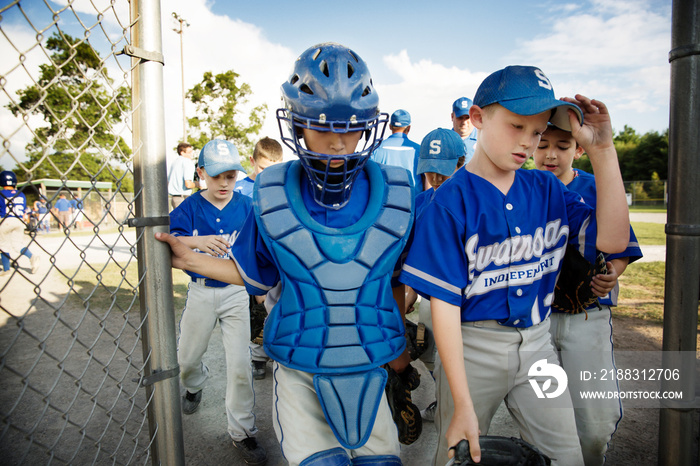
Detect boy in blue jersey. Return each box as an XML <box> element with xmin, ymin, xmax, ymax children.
<box><xmin>534</xmin><ymin>124</ymin><xmax>642</xmax><ymax>466</ymax></box>
<box><xmin>157</xmin><ymin>43</ymin><xmax>413</xmax><ymax>466</ymax></box>
<box><xmin>169</xmin><ymin>139</ymin><xmax>267</xmax><ymax>465</ymax></box>
<box><xmin>399</xmin><ymin>66</ymin><xmax>630</xmax><ymax>465</ymax></box>
<box><xmin>1</xmin><ymin>170</ymin><xmax>40</xmax><ymax>275</ymax></box>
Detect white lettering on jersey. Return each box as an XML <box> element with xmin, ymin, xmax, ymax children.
<box><xmin>464</xmin><ymin>219</ymin><xmax>568</xmax><ymax>293</ymax></box>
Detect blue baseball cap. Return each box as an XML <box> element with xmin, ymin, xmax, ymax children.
<box><xmin>198</xmin><ymin>139</ymin><xmax>245</xmax><ymax>176</ymax></box>
<box><xmin>473</xmin><ymin>65</ymin><xmax>583</xmax><ymax>131</ymax></box>
<box><xmin>452</xmin><ymin>97</ymin><xmax>472</xmax><ymax>118</ymax></box>
<box><xmin>390</xmin><ymin>109</ymin><xmax>411</xmax><ymax>127</ymax></box>
<box><xmin>417</xmin><ymin>128</ymin><xmax>467</xmax><ymax>176</ymax></box>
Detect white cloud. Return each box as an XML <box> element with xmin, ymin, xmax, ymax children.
<box><xmin>508</xmin><ymin>0</ymin><xmax>671</xmax><ymax>132</ymax></box>
<box><xmin>161</xmin><ymin>0</ymin><xmax>296</xmax><ymax>158</ymax></box>
<box><xmin>376</xmin><ymin>50</ymin><xmax>487</xmax><ymax>143</ymax></box>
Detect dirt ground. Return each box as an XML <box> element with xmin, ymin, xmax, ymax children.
<box><xmin>1</xmin><ymin>222</ymin><xmax>698</xmax><ymax>465</ymax></box>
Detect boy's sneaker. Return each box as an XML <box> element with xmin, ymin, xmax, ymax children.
<box><xmin>233</xmin><ymin>436</ymin><xmax>267</xmax><ymax>465</ymax></box>
<box><xmin>252</xmin><ymin>360</ymin><xmax>266</xmax><ymax>380</ymax></box>
<box><xmin>182</xmin><ymin>390</ymin><xmax>202</xmax><ymax>415</ymax></box>
<box><xmin>30</xmin><ymin>254</ymin><xmax>40</xmax><ymax>273</ymax></box>
<box><xmin>421</xmin><ymin>400</ymin><xmax>437</xmax><ymax>422</ymax></box>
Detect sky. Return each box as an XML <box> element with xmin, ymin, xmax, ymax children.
<box><xmin>0</xmin><ymin>0</ymin><xmax>672</xmax><ymax>167</ymax></box>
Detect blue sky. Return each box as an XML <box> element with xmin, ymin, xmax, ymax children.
<box><xmin>0</xmin><ymin>0</ymin><xmax>672</xmax><ymax>165</ymax></box>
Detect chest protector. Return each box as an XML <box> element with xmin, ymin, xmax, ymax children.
<box><xmin>254</xmin><ymin>160</ymin><xmax>413</xmax><ymax>448</ymax></box>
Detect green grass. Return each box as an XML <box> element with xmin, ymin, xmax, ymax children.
<box><xmin>617</xmin><ymin>261</ymin><xmax>700</xmax><ymax>327</ymax></box>
<box><xmin>630</xmin><ymin>222</ymin><xmax>666</xmax><ymax>245</ymax></box>
<box><xmin>629</xmin><ymin>206</ymin><xmax>667</xmax><ymax>213</ymax></box>
<box><xmin>66</xmin><ymin>262</ymin><xmax>190</xmax><ymax>315</ymax></box>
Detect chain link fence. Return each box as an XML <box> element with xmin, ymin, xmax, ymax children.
<box><xmin>0</xmin><ymin>1</ymin><xmax>180</xmax><ymax>464</ymax></box>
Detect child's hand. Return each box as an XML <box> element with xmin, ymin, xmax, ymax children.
<box><xmin>591</xmin><ymin>260</ymin><xmax>619</xmax><ymax>298</ymax></box>
<box><xmin>195</xmin><ymin>235</ymin><xmax>231</xmax><ymax>257</ymax></box>
<box><xmin>446</xmin><ymin>405</ymin><xmax>481</xmax><ymax>463</ymax></box>
<box><xmin>155</xmin><ymin>232</ymin><xmax>195</xmax><ymax>270</ymax></box>
<box><xmin>562</xmin><ymin>94</ymin><xmax>614</xmax><ymax>153</ymax></box>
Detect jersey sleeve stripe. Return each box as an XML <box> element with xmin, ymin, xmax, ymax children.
<box><xmin>401</xmin><ymin>263</ymin><xmax>462</xmax><ymax>296</ymax></box>
<box><xmin>232</xmin><ymin>255</ymin><xmax>273</xmax><ymax>292</ymax></box>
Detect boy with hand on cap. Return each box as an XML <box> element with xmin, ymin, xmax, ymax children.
<box><xmin>371</xmin><ymin>108</ymin><xmax>422</xmax><ymax>194</ymax></box>
<box><xmin>451</xmin><ymin>97</ymin><xmax>478</xmax><ymax>163</ymax></box>
<box><xmin>169</xmin><ymin>139</ymin><xmax>267</xmax><ymax>465</ymax></box>
<box><xmin>400</xmin><ymin>66</ymin><xmax>629</xmax><ymax>465</ymax></box>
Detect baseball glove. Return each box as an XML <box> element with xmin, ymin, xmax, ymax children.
<box><xmin>448</xmin><ymin>437</ymin><xmax>551</xmax><ymax>466</ymax></box>
<box><xmin>405</xmin><ymin>320</ymin><xmax>429</xmax><ymax>360</ymax></box>
<box><xmin>249</xmin><ymin>295</ymin><xmax>267</xmax><ymax>344</ymax></box>
<box><xmin>552</xmin><ymin>244</ymin><xmax>607</xmax><ymax>317</ymax></box>
<box><xmin>384</xmin><ymin>363</ymin><xmax>422</xmax><ymax>445</ymax></box>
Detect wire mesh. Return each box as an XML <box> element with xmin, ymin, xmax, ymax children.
<box><xmin>0</xmin><ymin>1</ymin><xmax>158</xmax><ymax>463</ymax></box>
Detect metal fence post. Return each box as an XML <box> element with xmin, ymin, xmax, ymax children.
<box><xmin>130</xmin><ymin>1</ymin><xmax>185</xmax><ymax>464</ymax></box>
<box><xmin>659</xmin><ymin>0</ymin><xmax>700</xmax><ymax>464</ymax></box>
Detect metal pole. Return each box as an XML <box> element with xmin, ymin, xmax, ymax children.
<box><xmin>172</xmin><ymin>12</ymin><xmax>189</xmax><ymax>143</ymax></box>
<box><xmin>131</xmin><ymin>1</ymin><xmax>185</xmax><ymax>465</ymax></box>
<box><xmin>658</xmin><ymin>0</ymin><xmax>700</xmax><ymax>465</ymax></box>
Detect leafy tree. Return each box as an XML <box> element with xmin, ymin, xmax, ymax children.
<box><xmin>186</xmin><ymin>70</ymin><xmax>267</xmax><ymax>160</ymax></box>
<box><xmin>7</xmin><ymin>33</ymin><xmax>132</xmax><ymax>192</ymax></box>
<box><xmin>573</xmin><ymin>126</ymin><xmax>668</xmax><ymax>183</ymax></box>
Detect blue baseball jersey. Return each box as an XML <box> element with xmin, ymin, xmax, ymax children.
<box><xmin>566</xmin><ymin>168</ymin><xmax>642</xmax><ymax>307</ymax></box>
<box><xmin>0</xmin><ymin>189</ymin><xmax>27</xmax><ymax>218</ymax></box>
<box><xmin>370</xmin><ymin>132</ymin><xmax>421</xmax><ymax>194</ymax></box>
<box><xmin>400</xmin><ymin>168</ymin><xmax>597</xmax><ymax>327</ymax></box>
<box><xmin>170</xmin><ymin>190</ymin><xmax>252</xmax><ymax>283</ymax></box>
<box><xmin>233</xmin><ymin>176</ymin><xmax>255</xmax><ymax>198</ymax></box>
<box><xmin>463</xmin><ymin>128</ymin><xmax>478</xmax><ymax>164</ymax></box>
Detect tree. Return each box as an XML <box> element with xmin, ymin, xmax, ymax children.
<box><xmin>186</xmin><ymin>70</ymin><xmax>267</xmax><ymax>161</ymax></box>
<box><xmin>573</xmin><ymin>126</ymin><xmax>668</xmax><ymax>183</ymax></box>
<box><xmin>7</xmin><ymin>33</ymin><xmax>132</xmax><ymax>192</ymax></box>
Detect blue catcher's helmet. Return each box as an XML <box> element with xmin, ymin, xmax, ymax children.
<box><xmin>277</xmin><ymin>42</ymin><xmax>389</xmax><ymax>209</ymax></box>
<box><xmin>1</xmin><ymin>170</ymin><xmax>17</xmax><ymax>188</ymax></box>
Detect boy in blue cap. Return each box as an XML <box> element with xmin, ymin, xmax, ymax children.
<box><xmin>158</xmin><ymin>43</ymin><xmax>413</xmax><ymax>465</ymax></box>
<box><xmin>451</xmin><ymin>97</ymin><xmax>478</xmax><ymax>163</ymax></box>
<box><xmin>404</xmin><ymin>128</ymin><xmax>467</xmax><ymax>420</ymax></box>
<box><xmin>400</xmin><ymin>66</ymin><xmax>629</xmax><ymax>465</ymax></box>
<box><xmin>169</xmin><ymin>139</ymin><xmax>267</xmax><ymax>465</ymax></box>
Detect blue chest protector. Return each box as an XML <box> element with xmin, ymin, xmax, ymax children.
<box><xmin>254</xmin><ymin>160</ymin><xmax>414</xmax><ymax>448</ymax></box>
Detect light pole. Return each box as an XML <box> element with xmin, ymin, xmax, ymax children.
<box><xmin>172</xmin><ymin>12</ymin><xmax>189</xmax><ymax>143</ymax></box>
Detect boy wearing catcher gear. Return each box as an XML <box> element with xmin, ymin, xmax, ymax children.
<box><xmin>157</xmin><ymin>43</ymin><xmax>413</xmax><ymax>466</ymax></box>
<box><xmin>534</xmin><ymin>124</ymin><xmax>643</xmax><ymax>465</ymax></box>
<box><xmin>400</xmin><ymin>66</ymin><xmax>630</xmax><ymax>466</ymax></box>
<box><xmin>169</xmin><ymin>139</ymin><xmax>267</xmax><ymax>465</ymax></box>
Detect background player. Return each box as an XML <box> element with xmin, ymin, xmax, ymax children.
<box><xmin>534</xmin><ymin>123</ymin><xmax>643</xmax><ymax>465</ymax></box>
<box><xmin>233</xmin><ymin>136</ymin><xmax>284</xmax><ymax>380</ymax></box>
<box><xmin>169</xmin><ymin>139</ymin><xmax>267</xmax><ymax>465</ymax></box>
<box><xmin>400</xmin><ymin>66</ymin><xmax>630</xmax><ymax>465</ymax></box>
<box><xmin>370</xmin><ymin>109</ymin><xmax>422</xmax><ymax>195</ymax></box>
<box><xmin>450</xmin><ymin>97</ymin><xmax>478</xmax><ymax>163</ymax></box>
<box><xmin>157</xmin><ymin>43</ymin><xmax>413</xmax><ymax>466</ymax></box>
<box><xmin>403</xmin><ymin>127</ymin><xmax>467</xmax><ymax>421</ymax></box>
<box><xmin>1</xmin><ymin>170</ymin><xmax>40</xmax><ymax>275</ymax></box>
